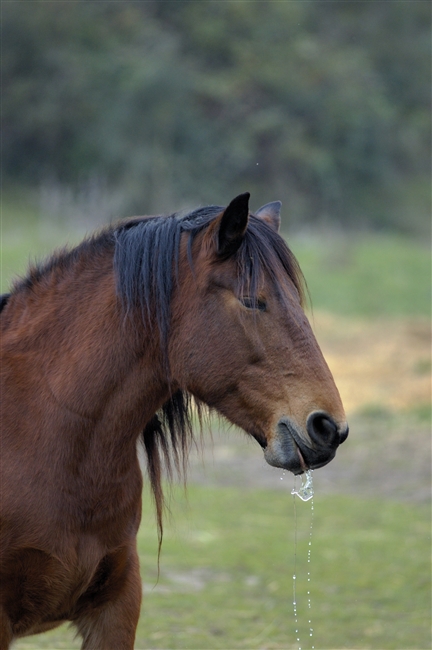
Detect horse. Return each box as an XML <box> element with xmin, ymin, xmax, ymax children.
<box><xmin>0</xmin><ymin>192</ymin><xmax>348</xmax><ymax>649</ymax></box>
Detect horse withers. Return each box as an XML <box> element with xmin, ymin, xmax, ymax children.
<box><xmin>0</xmin><ymin>193</ymin><xmax>348</xmax><ymax>649</ymax></box>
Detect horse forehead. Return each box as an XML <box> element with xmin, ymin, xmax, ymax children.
<box><xmin>189</xmin><ymin>256</ymin><xmax>298</xmax><ymax>299</ymax></box>
<box><xmin>179</xmin><ymin>225</ymin><xmax>301</xmax><ymax>300</ymax></box>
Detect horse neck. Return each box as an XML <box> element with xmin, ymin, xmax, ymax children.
<box><xmin>5</xmin><ymin>261</ymin><xmax>170</xmax><ymax>469</ymax></box>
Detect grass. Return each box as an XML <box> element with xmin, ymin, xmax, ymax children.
<box><xmin>14</xmin><ymin>486</ymin><xmax>431</xmax><ymax>650</ymax></box>
<box><xmin>138</xmin><ymin>488</ymin><xmax>431</xmax><ymax>650</ymax></box>
<box><xmin>1</xmin><ymin>193</ymin><xmax>83</xmax><ymax>292</ymax></box>
<box><xmin>291</xmin><ymin>232</ymin><xmax>431</xmax><ymax>318</ymax></box>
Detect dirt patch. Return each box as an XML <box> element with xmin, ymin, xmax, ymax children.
<box><xmin>188</xmin><ymin>416</ymin><xmax>431</xmax><ymax>502</ymax></box>
<box><xmin>311</xmin><ymin>312</ymin><xmax>431</xmax><ymax>413</ymax></box>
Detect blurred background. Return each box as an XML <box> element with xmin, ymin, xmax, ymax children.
<box><xmin>2</xmin><ymin>2</ymin><xmax>430</xmax><ymax>649</ymax></box>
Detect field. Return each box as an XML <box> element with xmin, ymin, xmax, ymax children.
<box><xmin>2</xmin><ymin>198</ymin><xmax>431</xmax><ymax>650</ymax></box>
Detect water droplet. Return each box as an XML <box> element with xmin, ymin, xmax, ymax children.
<box><xmin>292</xmin><ymin>480</ymin><xmax>315</xmax><ymax>650</ymax></box>
<box><xmin>291</xmin><ymin>469</ymin><xmax>314</xmax><ymax>501</ymax></box>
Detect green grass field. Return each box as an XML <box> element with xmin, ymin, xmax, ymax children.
<box><xmin>293</xmin><ymin>233</ymin><xmax>431</xmax><ymax>318</ymax></box>
<box><xmin>137</xmin><ymin>488</ymin><xmax>431</xmax><ymax>650</ymax></box>
<box><xmin>3</xmin><ymin>195</ymin><xmax>431</xmax><ymax>649</ymax></box>
<box><xmin>13</xmin><ymin>488</ymin><xmax>430</xmax><ymax>650</ymax></box>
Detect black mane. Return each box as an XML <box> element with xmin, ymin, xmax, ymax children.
<box><xmin>113</xmin><ymin>204</ymin><xmax>305</xmax><ymax>351</ymax></box>
<box><xmin>113</xmin><ymin>205</ymin><xmax>224</xmax><ymax>352</ymax></box>
<box><xmin>0</xmin><ymin>293</ymin><xmax>11</xmax><ymax>312</ymax></box>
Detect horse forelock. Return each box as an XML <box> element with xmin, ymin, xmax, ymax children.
<box><xmin>242</xmin><ymin>216</ymin><xmax>307</xmax><ymax>309</ymax></box>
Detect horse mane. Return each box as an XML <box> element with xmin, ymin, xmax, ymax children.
<box><xmin>0</xmin><ymin>293</ymin><xmax>11</xmax><ymax>312</ymax></box>
<box><xmin>113</xmin><ymin>205</ymin><xmax>306</xmax><ymax>348</ymax></box>
<box><xmin>6</xmin><ymin>204</ymin><xmax>306</xmax><ymax>551</ymax></box>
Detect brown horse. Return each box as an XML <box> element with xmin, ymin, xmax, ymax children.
<box><xmin>0</xmin><ymin>193</ymin><xmax>348</xmax><ymax>649</ymax></box>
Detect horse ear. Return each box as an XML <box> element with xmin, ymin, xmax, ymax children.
<box><xmin>255</xmin><ymin>201</ymin><xmax>282</xmax><ymax>232</ymax></box>
<box><xmin>217</xmin><ymin>192</ymin><xmax>250</xmax><ymax>258</ymax></box>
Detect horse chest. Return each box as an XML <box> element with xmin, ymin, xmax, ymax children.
<box><xmin>3</xmin><ymin>533</ymin><xmax>134</xmax><ymax>636</ymax></box>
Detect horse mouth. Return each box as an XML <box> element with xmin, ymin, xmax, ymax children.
<box><xmin>295</xmin><ymin>444</ymin><xmax>308</xmax><ymax>473</ymax></box>
<box><xmin>263</xmin><ymin>417</ymin><xmax>339</xmax><ymax>475</ymax></box>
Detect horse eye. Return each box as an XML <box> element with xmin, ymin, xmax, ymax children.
<box><xmin>241</xmin><ymin>297</ymin><xmax>267</xmax><ymax>312</ymax></box>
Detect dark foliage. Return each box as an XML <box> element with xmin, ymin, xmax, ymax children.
<box><xmin>2</xmin><ymin>1</ymin><xmax>430</xmax><ymax>234</ymax></box>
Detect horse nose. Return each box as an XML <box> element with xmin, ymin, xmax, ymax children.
<box><xmin>306</xmin><ymin>411</ymin><xmax>349</xmax><ymax>447</ymax></box>
<box><xmin>338</xmin><ymin>422</ymin><xmax>349</xmax><ymax>444</ymax></box>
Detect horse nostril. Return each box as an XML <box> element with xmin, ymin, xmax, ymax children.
<box><xmin>306</xmin><ymin>411</ymin><xmax>346</xmax><ymax>447</ymax></box>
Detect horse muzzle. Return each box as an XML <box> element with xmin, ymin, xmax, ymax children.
<box><xmin>264</xmin><ymin>412</ymin><xmax>349</xmax><ymax>475</ymax></box>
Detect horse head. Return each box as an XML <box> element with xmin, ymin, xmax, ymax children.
<box><xmin>170</xmin><ymin>193</ymin><xmax>348</xmax><ymax>475</ymax></box>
